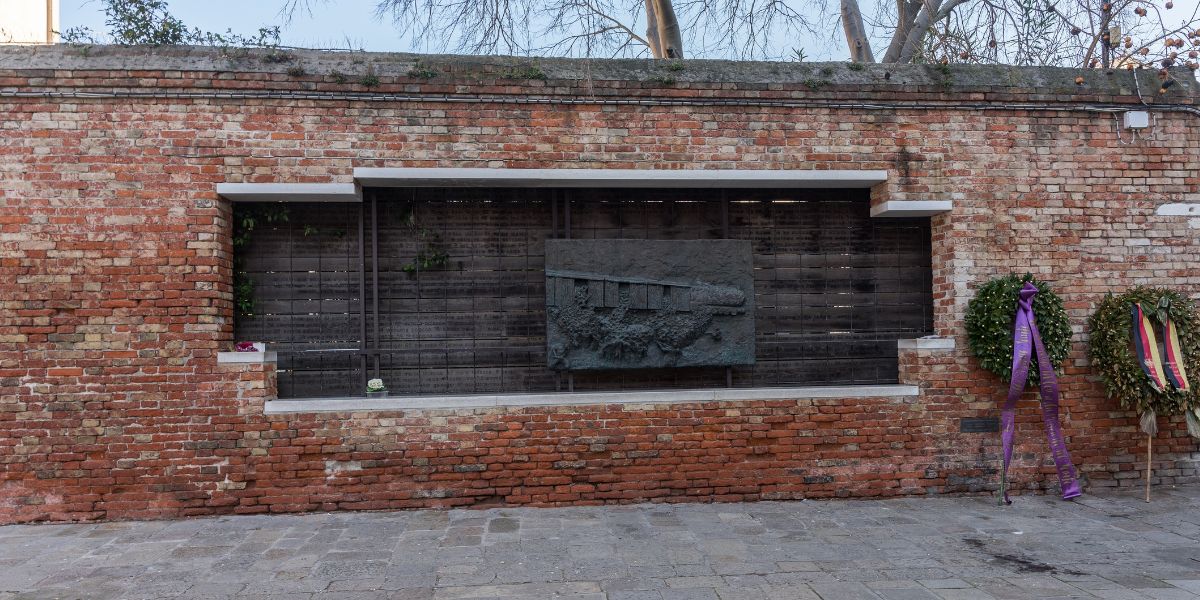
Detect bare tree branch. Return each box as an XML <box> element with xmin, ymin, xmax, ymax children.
<box><xmin>881</xmin><ymin>0</ymin><xmax>925</xmax><ymax>61</ymax></box>
<box><xmin>895</xmin><ymin>0</ymin><xmax>944</xmax><ymax>62</ymax></box>
<box><xmin>576</xmin><ymin>0</ymin><xmax>653</xmax><ymax>48</ymax></box>
<box><xmin>279</xmin><ymin>0</ymin><xmax>1200</xmax><ymax>71</ymax></box>
<box><xmin>933</xmin><ymin>0</ymin><xmax>970</xmax><ymax>22</ymax></box>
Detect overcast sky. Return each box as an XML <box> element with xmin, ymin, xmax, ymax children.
<box><xmin>59</xmin><ymin>0</ymin><xmax>1200</xmax><ymax>63</ymax></box>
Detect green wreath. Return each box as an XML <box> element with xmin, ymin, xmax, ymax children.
<box><xmin>965</xmin><ymin>274</ymin><xmax>1072</xmax><ymax>385</ymax></box>
<box><xmin>1087</xmin><ymin>287</ymin><xmax>1200</xmax><ymax>419</ymax></box>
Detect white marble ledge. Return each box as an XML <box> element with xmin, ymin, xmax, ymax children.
<box><xmin>264</xmin><ymin>384</ymin><xmax>922</xmax><ymax>414</ymax></box>
<box><xmin>897</xmin><ymin>337</ymin><xmax>956</xmax><ymax>351</ymax></box>
<box><xmin>216</xmin><ymin>183</ymin><xmax>361</xmax><ymax>203</ymax></box>
<box><xmin>870</xmin><ymin>200</ymin><xmax>952</xmax><ymax>218</ymax></box>
<box><xmin>352</xmin><ymin>168</ymin><xmax>889</xmax><ymax>189</ymax></box>
<box><xmin>217</xmin><ymin>351</ymin><xmax>278</xmax><ymax>364</ymax></box>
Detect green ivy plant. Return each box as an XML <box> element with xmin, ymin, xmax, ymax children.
<box><xmin>407</xmin><ymin>62</ymin><xmax>438</xmax><ymax>79</ymax></box>
<box><xmin>231</xmin><ymin>202</ymin><xmax>448</xmax><ymax>317</ymax></box>
<box><xmin>1087</xmin><ymin>287</ymin><xmax>1200</xmax><ymax>418</ymax></box>
<box><xmin>802</xmin><ymin>78</ymin><xmax>831</xmax><ymax>90</ymax></box>
<box><xmin>232</xmin><ymin>204</ymin><xmax>289</xmax><ymax>317</ymax></box>
<box><xmin>399</xmin><ymin>209</ymin><xmax>449</xmax><ymax>275</ymax></box>
<box><xmin>965</xmin><ymin>274</ymin><xmax>1072</xmax><ymax>385</ymax></box>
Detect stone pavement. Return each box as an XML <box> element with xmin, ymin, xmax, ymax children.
<box><xmin>1</xmin><ymin>486</ymin><xmax>1199</xmax><ymax>600</ymax></box>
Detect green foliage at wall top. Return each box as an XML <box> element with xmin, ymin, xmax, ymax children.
<box><xmin>61</xmin><ymin>0</ymin><xmax>280</xmax><ymax>49</ymax></box>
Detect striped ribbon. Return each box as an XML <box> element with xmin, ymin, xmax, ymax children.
<box><xmin>1133</xmin><ymin>303</ymin><xmax>1168</xmax><ymax>392</ymax></box>
<box><xmin>1132</xmin><ymin>302</ymin><xmax>1190</xmax><ymax>392</ymax></box>
<box><xmin>1162</xmin><ymin>313</ymin><xmax>1191</xmax><ymax>392</ymax></box>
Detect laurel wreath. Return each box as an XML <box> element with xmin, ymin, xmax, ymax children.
<box><xmin>965</xmin><ymin>274</ymin><xmax>1072</xmax><ymax>385</ymax></box>
<box><xmin>1087</xmin><ymin>287</ymin><xmax>1200</xmax><ymax>418</ymax></box>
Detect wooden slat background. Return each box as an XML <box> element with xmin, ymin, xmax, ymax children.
<box><xmin>235</xmin><ymin>188</ymin><xmax>933</xmax><ymax>398</ymax></box>
<box><xmin>236</xmin><ymin>203</ymin><xmax>365</xmax><ymax>398</ymax></box>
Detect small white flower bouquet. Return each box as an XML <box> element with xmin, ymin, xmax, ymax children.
<box><xmin>366</xmin><ymin>378</ymin><xmax>388</xmax><ymax>398</ymax></box>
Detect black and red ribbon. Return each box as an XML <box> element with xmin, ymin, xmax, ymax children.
<box><xmin>1132</xmin><ymin>302</ymin><xmax>1190</xmax><ymax>393</ymax></box>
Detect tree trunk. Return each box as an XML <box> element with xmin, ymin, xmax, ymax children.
<box><xmin>891</xmin><ymin>0</ymin><xmax>971</xmax><ymax>63</ymax></box>
<box><xmin>840</xmin><ymin>0</ymin><xmax>875</xmax><ymax>62</ymax></box>
<box><xmin>651</xmin><ymin>0</ymin><xmax>684</xmax><ymax>58</ymax></box>
<box><xmin>882</xmin><ymin>0</ymin><xmax>923</xmax><ymax>62</ymax></box>
<box><xmin>895</xmin><ymin>0</ymin><xmax>943</xmax><ymax>63</ymax></box>
<box><xmin>645</xmin><ymin>0</ymin><xmax>664</xmax><ymax>58</ymax></box>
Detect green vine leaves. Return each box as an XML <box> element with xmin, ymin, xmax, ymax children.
<box><xmin>1087</xmin><ymin>287</ymin><xmax>1200</xmax><ymax>420</ymax></box>
<box><xmin>232</xmin><ymin>205</ymin><xmax>289</xmax><ymax>317</ymax></box>
<box><xmin>965</xmin><ymin>274</ymin><xmax>1072</xmax><ymax>386</ymax></box>
<box><xmin>230</xmin><ymin>203</ymin><xmax>451</xmax><ymax>318</ymax></box>
<box><xmin>398</xmin><ymin>209</ymin><xmax>449</xmax><ymax>275</ymax></box>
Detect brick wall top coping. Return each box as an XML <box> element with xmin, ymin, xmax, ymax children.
<box><xmin>1</xmin><ymin>44</ymin><xmax>1197</xmax><ymax>111</ymax></box>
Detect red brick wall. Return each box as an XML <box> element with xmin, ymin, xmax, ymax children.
<box><xmin>2</xmin><ymin>47</ymin><xmax>1199</xmax><ymax>523</ymax></box>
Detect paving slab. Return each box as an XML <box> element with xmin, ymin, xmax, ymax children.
<box><xmin>0</xmin><ymin>486</ymin><xmax>1199</xmax><ymax>599</ymax></box>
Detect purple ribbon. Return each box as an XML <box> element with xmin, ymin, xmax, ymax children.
<box><xmin>999</xmin><ymin>282</ymin><xmax>1081</xmax><ymax>504</ymax></box>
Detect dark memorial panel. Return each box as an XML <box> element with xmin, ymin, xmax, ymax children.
<box><xmin>237</xmin><ymin>190</ymin><xmax>934</xmax><ymax>398</ymax></box>
<box><xmin>545</xmin><ymin>239</ymin><xmax>755</xmax><ymax>371</ymax></box>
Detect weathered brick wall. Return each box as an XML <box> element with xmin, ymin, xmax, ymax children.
<box><xmin>2</xmin><ymin>46</ymin><xmax>1199</xmax><ymax>523</ymax></box>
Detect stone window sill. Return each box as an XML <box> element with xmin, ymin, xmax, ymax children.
<box><xmin>217</xmin><ymin>351</ymin><xmax>277</xmax><ymax>363</ymax></box>
<box><xmin>896</xmin><ymin>337</ymin><xmax>955</xmax><ymax>351</ymax></box>
<box><xmin>263</xmin><ymin>384</ymin><xmax>920</xmax><ymax>414</ymax></box>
